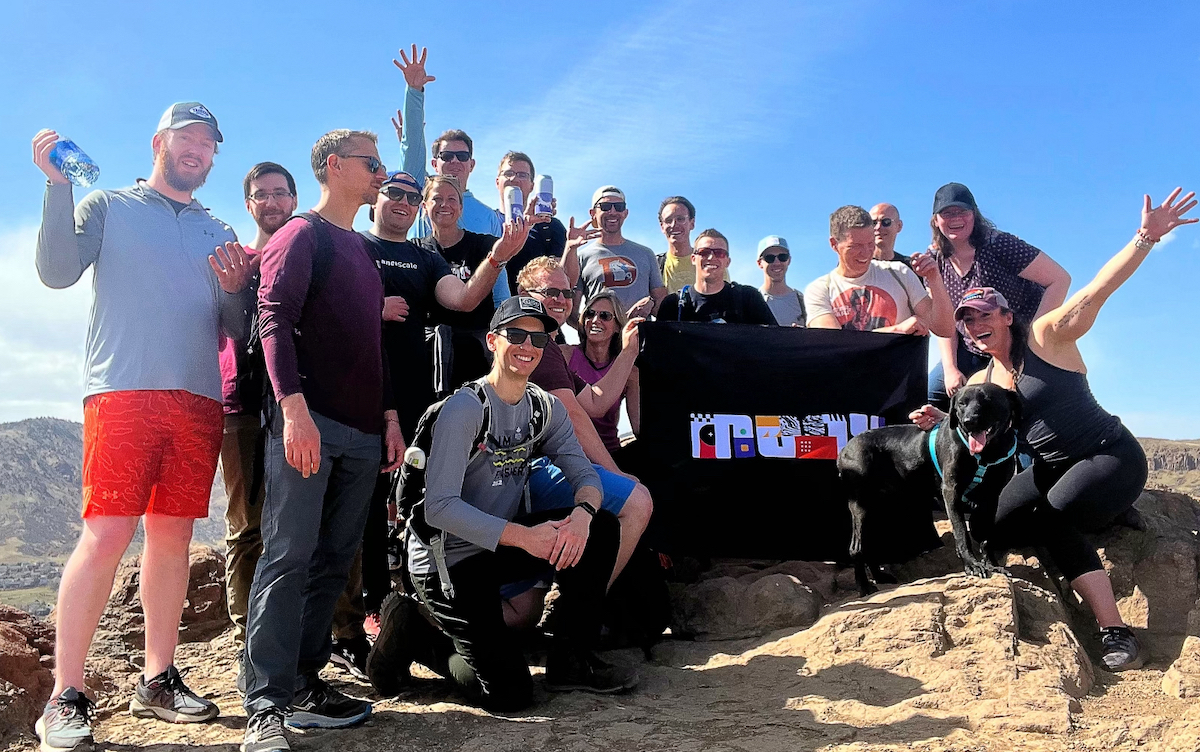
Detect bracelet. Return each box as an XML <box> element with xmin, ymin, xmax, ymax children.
<box><xmin>574</xmin><ymin>501</ymin><xmax>597</xmax><ymax>517</ymax></box>
<box><xmin>1134</xmin><ymin>232</ymin><xmax>1157</xmax><ymax>252</ymax></box>
<box><xmin>487</xmin><ymin>253</ymin><xmax>507</xmax><ymax>270</ymax></box>
<box><xmin>385</xmin><ymin>416</ymin><xmax>400</xmax><ymax>424</ymax></box>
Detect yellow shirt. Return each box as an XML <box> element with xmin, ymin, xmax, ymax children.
<box><xmin>662</xmin><ymin>251</ymin><xmax>730</xmax><ymax>293</ymax></box>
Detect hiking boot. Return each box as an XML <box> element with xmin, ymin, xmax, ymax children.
<box><xmin>242</xmin><ymin>707</ymin><xmax>290</xmax><ymax>752</ymax></box>
<box><xmin>129</xmin><ymin>665</ymin><xmax>219</xmax><ymax>723</ymax></box>
<box><xmin>545</xmin><ymin>649</ymin><xmax>639</xmax><ymax>695</ymax></box>
<box><xmin>366</xmin><ymin>592</ymin><xmax>418</xmax><ymax>696</ymax></box>
<box><xmin>286</xmin><ymin>675</ymin><xmax>371</xmax><ymax>728</ymax></box>
<box><xmin>35</xmin><ymin>687</ymin><xmax>95</xmax><ymax>752</ymax></box>
<box><xmin>328</xmin><ymin>635</ymin><xmax>370</xmax><ymax>682</ymax></box>
<box><xmin>1100</xmin><ymin>626</ymin><xmax>1146</xmax><ymax>671</ymax></box>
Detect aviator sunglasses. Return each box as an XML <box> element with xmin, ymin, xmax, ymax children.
<box><xmin>496</xmin><ymin>328</ymin><xmax>550</xmax><ymax>348</ymax></box>
<box><xmin>382</xmin><ymin>185</ymin><xmax>422</xmax><ymax>205</ymax></box>
<box><xmin>528</xmin><ymin>287</ymin><xmax>576</xmax><ymax>300</ymax></box>
<box><xmin>761</xmin><ymin>252</ymin><xmax>790</xmax><ymax>263</ymax></box>
<box><xmin>583</xmin><ymin>309</ymin><xmax>616</xmax><ymax>322</ymax></box>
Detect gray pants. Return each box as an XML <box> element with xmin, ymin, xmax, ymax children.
<box><xmin>220</xmin><ymin>412</ymin><xmax>264</xmax><ymax>645</ymax></box>
<box><xmin>243</xmin><ymin>406</ymin><xmax>380</xmax><ymax>713</ymax></box>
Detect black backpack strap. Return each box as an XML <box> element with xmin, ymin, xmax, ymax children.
<box><xmin>678</xmin><ymin>285</ymin><xmax>693</xmax><ymax>322</ymax></box>
<box><xmin>656</xmin><ymin>252</ymin><xmax>666</xmax><ymax>276</ymax></box>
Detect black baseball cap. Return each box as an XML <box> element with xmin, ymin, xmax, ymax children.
<box><xmin>157</xmin><ymin>102</ymin><xmax>224</xmax><ymax>142</ymax></box>
<box><xmin>490</xmin><ymin>296</ymin><xmax>559</xmax><ymax>334</ymax></box>
<box><xmin>932</xmin><ymin>182</ymin><xmax>977</xmax><ymax>214</ymax></box>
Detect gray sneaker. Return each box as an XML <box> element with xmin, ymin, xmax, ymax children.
<box><xmin>35</xmin><ymin>687</ymin><xmax>95</xmax><ymax>752</ymax></box>
<box><xmin>242</xmin><ymin>707</ymin><xmax>290</xmax><ymax>752</ymax></box>
<box><xmin>129</xmin><ymin>665</ymin><xmax>219</xmax><ymax>723</ymax></box>
<box><xmin>1100</xmin><ymin>626</ymin><xmax>1146</xmax><ymax>671</ymax></box>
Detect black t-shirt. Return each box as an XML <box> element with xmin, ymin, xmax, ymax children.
<box><xmin>165</xmin><ymin>196</ymin><xmax>189</xmax><ymax>215</ymax></box>
<box><xmin>414</xmin><ymin>231</ymin><xmax>498</xmax><ymax>331</ymax></box>
<box><xmin>506</xmin><ymin>217</ymin><xmax>567</xmax><ymax>295</ymax></box>
<box><xmin>657</xmin><ymin>282</ymin><xmax>778</xmax><ymax>325</ymax></box>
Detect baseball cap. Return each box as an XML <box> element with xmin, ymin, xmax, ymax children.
<box><xmin>490</xmin><ymin>296</ymin><xmax>560</xmax><ymax>334</ymax></box>
<box><xmin>932</xmin><ymin>182</ymin><xmax>977</xmax><ymax>215</ymax></box>
<box><xmin>954</xmin><ymin>287</ymin><xmax>1010</xmax><ymax>320</ymax></box>
<box><xmin>591</xmin><ymin>185</ymin><xmax>625</xmax><ymax>207</ymax></box>
<box><xmin>380</xmin><ymin>171</ymin><xmax>421</xmax><ymax>191</ymax></box>
<box><xmin>157</xmin><ymin>102</ymin><xmax>223</xmax><ymax>142</ymax></box>
<box><xmin>757</xmin><ymin>235</ymin><xmax>789</xmax><ymax>259</ymax></box>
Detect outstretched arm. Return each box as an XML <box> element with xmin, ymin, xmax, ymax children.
<box><xmin>1037</xmin><ymin>188</ymin><xmax>1197</xmax><ymax>345</ymax></box>
<box><xmin>393</xmin><ymin>44</ymin><xmax>435</xmax><ymax>184</ymax></box>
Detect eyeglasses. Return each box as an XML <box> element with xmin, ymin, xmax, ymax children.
<box><xmin>528</xmin><ymin>287</ymin><xmax>576</xmax><ymax>301</ymax></box>
<box><xmin>694</xmin><ymin>248</ymin><xmax>729</xmax><ymax>259</ymax></box>
<box><xmin>583</xmin><ymin>309</ymin><xmax>615</xmax><ymax>322</ymax></box>
<box><xmin>249</xmin><ymin>190</ymin><xmax>294</xmax><ymax>203</ymax></box>
<box><xmin>938</xmin><ymin>206</ymin><xmax>972</xmax><ymax>219</ymax></box>
<box><xmin>381</xmin><ymin>185</ymin><xmax>422</xmax><ymax>205</ymax></box>
<box><xmin>872</xmin><ymin>217</ymin><xmax>894</xmax><ymax>228</ymax></box>
<box><xmin>344</xmin><ymin>155</ymin><xmax>385</xmax><ymax>174</ymax></box>
<box><xmin>760</xmin><ymin>252</ymin><xmax>790</xmax><ymax>263</ymax></box>
<box><xmin>596</xmin><ymin>201</ymin><xmax>626</xmax><ymax>213</ymax></box>
<box><xmin>501</xmin><ymin>169</ymin><xmax>531</xmax><ymax>181</ymax></box>
<box><xmin>496</xmin><ymin>328</ymin><xmax>550</xmax><ymax>348</ymax></box>
<box><xmin>436</xmin><ymin>150</ymin><xmax>472</xmax><ymax>163</ymax></box>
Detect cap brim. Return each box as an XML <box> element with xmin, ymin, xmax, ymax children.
<box><xmin>169</xmin><ymin>119</ymin><xmax>224</xmax><ymax>142</ymax></box>
<box><xmin>937</xmin><ymin>201</ymin><xmax>973</xmax><ymax>212</ymax></box>
<box><xmin>494</xmin><ymin>312</ymin><xmax>560</xmax><ymax>334</ymax></box>
<box><xmin>954</xmin><ymin>299</ymin><xmax>999</xmax><ymax>319</ymax></box>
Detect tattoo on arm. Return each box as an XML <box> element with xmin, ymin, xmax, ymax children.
<box><xmin>1054</xmin><ymin>295</ymin><xmax>1093</xmax><ymax>331</ymax></box>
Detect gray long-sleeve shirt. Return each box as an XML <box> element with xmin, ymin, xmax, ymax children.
<box><xmin>408</xmin><ymin>382</ymin><xmax>601</xmax><ymax>574</ymax></box>
<box><xmin>36</xmin><ymin>181</ymin><xmax>247</xmax><ymax>403</ymax></box>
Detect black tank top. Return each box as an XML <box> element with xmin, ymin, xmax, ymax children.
<box><xmin>993</xmin><ymin>349</ymin><xmax>1122</xmax><ymax>463</ymax></box>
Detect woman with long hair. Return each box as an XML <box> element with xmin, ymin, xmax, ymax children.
<box><xmin>912</xmin><ymin>188</ymin><xmax>1197</xmax><ymax>671</ymax></box>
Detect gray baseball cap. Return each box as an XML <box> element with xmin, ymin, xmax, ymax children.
<box><xmin>157</xmin><ymin>102</ymin><xmax>224</xmax><ymax>142</ymax></box>
<box><xmin>757</xmin><ymin>235</ymin><xmax>789</xmax><ymax>258</ymax></box>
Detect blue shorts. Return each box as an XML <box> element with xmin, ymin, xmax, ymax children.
<box><xmin>526</xmin><ymin>457</ymin><xmax>635</xmax><ymax>515</ymax></box>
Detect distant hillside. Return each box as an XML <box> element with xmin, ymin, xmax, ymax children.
<box><xmin>1140</xmin><ymin>437</ymin><xmax>1200</xmax><ymax>498</ymax></box>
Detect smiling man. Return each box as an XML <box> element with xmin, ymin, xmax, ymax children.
<box><xmin>756</xmin><ymin>235</ymin><xmax>807</xmax><ymax>327</ymax></box>
<box><xmin>656</xmin><ymin>229</ymin><xmax>777</xmax><ymax>324</ymax></box>
<box><xmin>495</xmin><ymin>151</ymin><xmax>567</xmax><ymax>295</ymax></box>
<box><xmin>869</xmin><ymin>202</ymin><xmax>911</xmax><ymax>268</ymax></box>
<box><xmin>574</xmin><ymin>186</ymin><xmax>667</xmax><ymax>319</ymax></box>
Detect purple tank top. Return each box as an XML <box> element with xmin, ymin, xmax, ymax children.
<box><xmin>568</xmin><ymin>347</ymin><xmax>623</xmax><ymax>452</ymax></box>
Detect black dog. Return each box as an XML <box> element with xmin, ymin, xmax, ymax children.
<box><xmin>839</xmin><ymin>383</ymin><xmax>1021</xmax><ymax>595</ymax></box>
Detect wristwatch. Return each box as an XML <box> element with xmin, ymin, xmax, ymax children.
<box><xmin>574</xmin><ymin>500</ymin><xmax>598</xmax><ymax>517</ymax></box>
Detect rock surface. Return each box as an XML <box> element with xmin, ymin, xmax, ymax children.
<box><xmin>0</xmin><ymin>605</ymin><xmax>55</xmax><ymax>743</ymax></box>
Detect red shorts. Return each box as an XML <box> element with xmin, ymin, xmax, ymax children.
<box><xmin>82</xmin><ymin>390</ymin><xmax>224</xmax><ymax>519</ymax></box>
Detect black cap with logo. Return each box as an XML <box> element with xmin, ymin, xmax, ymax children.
<box><xmin>490</xmin><ymin>296</ymin><xmax>559</xmax><ymax>333</ymax></box>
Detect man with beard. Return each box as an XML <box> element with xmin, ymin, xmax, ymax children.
<box><xmin>32</xmin><ymin>102</ymin><xmax>251</xmax><ymax>750</ymax></box>
<box><xmin>219</xmin><ymin>162</ymin><xmax>298</xmax><ymax>657</ymax></box>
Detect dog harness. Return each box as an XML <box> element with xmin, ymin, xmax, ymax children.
<box><xmin>928</xmin><ymin>424</ymin><xmax>1019</xmax><ymax>505</ymax></box>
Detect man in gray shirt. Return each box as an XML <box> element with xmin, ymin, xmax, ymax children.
<box><xmin>573</xmin><ymin>186</ymin><xmax>667</xmax><ymax>319</ymax></box>
<box><xmin>371</xmin><ymin>296</ymin><xmax>638</xmax><ymax>710</ymax></box>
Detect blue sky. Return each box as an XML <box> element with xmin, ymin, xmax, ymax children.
<box><xmin>1</xmin><ymin>2</ymin><xmax>1198</xmax><ymax>437</ymax></box>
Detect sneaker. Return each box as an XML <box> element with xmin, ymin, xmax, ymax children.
<box><xmin>364</xmin><ymin>612</ymin><xmax>382</xmax><ymax>639</ymax></box>
<box><xmin>130</xmin><ymin>665</ymin><xmax>219</xmax><ymax>723</ymax></box>
<box><xmin>35</xmin><ymin>687</ymin><xmax>95</xmax><ymax>752</ymax></box>
<box><xmin>545</xmin><ymin>650</ymin><xmax>640</xmax><ymax>695</ymax></box>
<box><xmin>286</xmin><ymin>676</ymin><xmax>372</xmax><ymax>728</ymax></box>
<box><xmin>1100</xmin><ymin>625</ymin><xmax>1146</xmax><ymax>671</ymax></box>
<box><xmin>329</xmin><ymin>634</ymin><xmax>371</xmax><ymax>682</ymax></box>
<box><xmin>366</xmin><ymin>592</ymin><xmax>418</xmax><ymax>697</ymax></box>
<box><xmin>242</xmin><ymin>707</ymin><xmax>290</xmax><ymax>752</ymax></box>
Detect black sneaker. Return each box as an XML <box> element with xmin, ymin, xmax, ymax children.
<box><xmin>242</xmin><ymin>707</ymin><xmax>290</xmax><ymax>752</ymax></box>
<box><xmin>35</xmin><ymin>687</ymin><xmax>95</xmax><ymax>752</ymax></box>
<box><xmin>329</xmin><ymin>635</ymin><xmax>371</xmax><ymax>682</ymax></box>
<box><xmin>545</xmin><ymin>650</ymin><xmax>639</xmax><ymax>695</ymax></box>
<box><xmin>286</xmin><ymin>676</ymin><xmax>372</xmax><ymax>729</ymax></box>
<box><xmin>129</xmin><ymin>665</ymin><xmax>219</xmax><ymax>723</ymax></box>
<box><xmin>366</xmin><ymin>592</ymin><xmax>418</xmax><ymax>696</ymax></box>
<box><xmin>1100</xmin><ymin>625</ymin><xmax>1146</xmax><ymax>671</ymax></box>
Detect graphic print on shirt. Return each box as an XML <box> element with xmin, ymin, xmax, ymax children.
<box><xmin>598</xmin><ymin>256</ymin><xmax>639</xmax><ymax>288</ymax></box>
<box><xmin>486</xmin><ymin>431</ymin><xmax>533</xmax><ymax>486</ymax></box>
<box><xmin>830</xmin><ymin>286</ymin><xmax>898</xmax><ymax>331</ymax></box>
<box><xmin>450</xmin><ymin>260</ymin><xmax>473</xmax><ymax>282</ymax></box>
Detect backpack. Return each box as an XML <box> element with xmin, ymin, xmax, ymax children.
<box><xmin>676</xmin><ymin>282</ymin><xmax>746</xmax><ymax>323</ymax></box>
<box><xmin>656</xmin><ymin>251</ymin><xmax>667</xmax><ymax>276</ymax></box>
<box><xmin>396</xmin><ymin>377</ymin><xmax>555</xmax><ymax>597</ymax></box>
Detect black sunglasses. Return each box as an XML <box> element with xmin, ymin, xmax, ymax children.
<box><xmin>596</xmin><ymin>201</ymin><xmax>626</xmax><ymax>212</ymax></box>
<box><xmin>345</xmin><ymin>154</ymin><xmax>384</xmax><ymax>174</ymax></box>
<box><xmin>528</xmin><ymin>287</ymin><xmax>576</xmax><ymax>300</ymax></box>
<box><xmin>436</xmin><ymin>150</ymin><xmax>472</xmax><ymax>163</ymax></box>
<box><xmin>496</xmin><ymin>328</ymin><xmax>550</xmax><ymax>348</ymax></box>
<box><xmin>381</xmin><ymin>185</ymin><xmax>422</xmax><ymax>205</ymax></box>
<box><xmin>761</xmin><ymin>252</ymin><xmax>790</xmax><ymax>263</ymax></box>
<box><xmin>872</xmin><ymin>217</ymin><xmax>894</xmax><ymax>228</ymax></box>
<box><xmin>583</xmin><ymin>309</ymin><xmax>615</xmax><ymax>322</ymax></box>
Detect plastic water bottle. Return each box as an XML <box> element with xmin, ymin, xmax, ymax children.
<box><xmin>503</xmin><ymin>186</ymin><xmax>523</xmax><ymax>223</ymax></box>
<box><xmin>534</xmin><ymin>175</ymin><xmax>553</xmax><ymax>215</ymax></box>
<box><xmin>49</xmin><ymin>140</ymin><xmax>100</xmax><ymax>187</ymax></box>
<box><xmin>403</xmin><ymin>446</ymin><xmax>426</xmax><ymax>469</ymax></box>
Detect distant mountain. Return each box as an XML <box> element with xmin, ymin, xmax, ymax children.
<box><xmin>1141</xmin><ymin>437</ymin><xmax>1200</xmax><ymax>498</ymax></box>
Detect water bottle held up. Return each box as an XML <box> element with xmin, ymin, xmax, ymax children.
<box><xmin>534</xmin><ymin>175</ymin><xmax>553</xmax><ymax>216</ymax></box>
<box><xmin>503</xmin><ymin>186</ymin><xmax>523</xmax><ymax>223</ymax></box>
<box><xmin>49</xmin><ymin>139</ymin><xmax>100</xmax><ymax>188</ymax></box>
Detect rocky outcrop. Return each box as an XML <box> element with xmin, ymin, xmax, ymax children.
<box><xmin>0</xmin><ymin>605</ymin><xmax>55</xmax><ymax>741</ymax></box>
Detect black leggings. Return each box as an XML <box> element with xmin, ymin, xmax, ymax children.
<box><xmin>990</xmin><ymin>426</ymin><xmax>1146</xmax><ymax>581</ymax></box>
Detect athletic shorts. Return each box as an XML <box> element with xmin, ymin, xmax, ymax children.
<box><xmin>82</xmin><ymin>390</ymin><xmax>224</xmax><ymax>519</ymax></box>
<box><xmin>526</xmin><ymin>457</ymin><xmax>635</xmax><ymax>515</ymax></box>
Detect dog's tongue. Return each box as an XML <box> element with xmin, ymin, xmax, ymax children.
<box><xmin>968</xmin><ymin>432</ymin><xmax>988</xmax><ymax>454</ymax></box>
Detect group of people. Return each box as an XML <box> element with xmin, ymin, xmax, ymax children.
<box><xmin>28</xmin><ymin>43</ymin><xmax>1197</xmax><ymax>752</ymax></box>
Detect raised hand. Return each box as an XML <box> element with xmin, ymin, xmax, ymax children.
<box><xmin>909</xmin><ymin>250</ymin><xmax>939</xmax><ymax>280</ymax></box>
<box><xmin>390</xmin><ymin>109</ymin><xmax>403</xmax><ymax>145</ymax></box>
<box><xmin>492</xmin><ymin>214</ymin><xmax>532</xmax><ymax>262</ymax></box>
<box><xmin>209</xmin><ymin>241</ymin><xmax>252</xmax><ymax>293</ymax></box>
<box><xmin>31</xmin><ymin>129</ymin><xmax>69</xmax><ymax>185</ymax></box>
<box><xmin>565</xmin><ymin>216</ymin><xmax>601</xmax><ymax>253</ymax></box>
<box><xmin>626</xmin><ymin>296</ymin><xmax>654</xmax><ymax>320</ymax></box>
<box><xmin>621</xmin><ymin>316</ymin><xmax>644</xmax><ymax>351</ymax></box>
<box><xmin>393</xmin><ymin>44</ymin><xmax>436</xmax><ymax>90</ymax></box>
<box><xmin>1142</xmin><ymin>188</ymin><xmax>1198</xmax><ymax>241</ymax></box>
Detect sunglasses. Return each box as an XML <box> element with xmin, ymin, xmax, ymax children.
<box><xmin>381</xmin><ymin>185</ymin><xmax>422</xmax><ymax>205</ymax></box>
<box><xmin>583</xmin><ymin>309</ymin><xmax>615</xmax><ymax>322</ymax></box>
<box><xmin>344</xmin><ymin>155</ymin><xmax>385</xmax><ymax>174</ymax></box>
<box><xmin>596</xmin><ymin>201</ymin><xmax>626</xmax><ymax>212</ymax></box>
<box><xmin>872</xmin><ymin>217</ymin><xmax>894</xmax><ymax>228</ymax></box>
<box><xmin>528</xmin><ymin>287</ymin><xmax>576</xmax><ymax>301</ymax></box>
<box><xmin>496</xmin><ymin>328</ymin><xmax>550</xmax><ymax>348</ymax></box>
<box><xmin>436</xmin><ymin>150</ymin><xmax>472</xmax><ymax>163</ymax></box>
<box><xmin>761</xmin><ymin>252</ymin><xmax>790</xmax><ymax>263</ymax></box>
<box><xmin>694</xmin><ymin>248</ymin><xmax>729</xmax><ymax>259</ymax></box>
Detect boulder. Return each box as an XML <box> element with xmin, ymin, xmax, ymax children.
<box><xmin>0</xmin><ymin>605</ymin><xmax>56</xmax><ymax>739</ymax></box>
<box><xmin>1163</xmin><ymin>635</ymin><xmax>1200</xmax><ymax>699</ymax></box>
<box><xmin>670</xmin><ymin>572</ymin><xmax>821</xmax><ymax>640</ymax></box>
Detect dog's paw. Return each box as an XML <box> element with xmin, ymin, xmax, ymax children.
<box><xmin>963</xmin><ymin>559</ymin><xmax>1000</xmax><ymax>579</ymax></box>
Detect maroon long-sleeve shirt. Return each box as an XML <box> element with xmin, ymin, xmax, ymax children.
<box><xmin>258</xmin><ymin>214</ymin><xmax>390</xmax><ymax>435</ymax></box>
